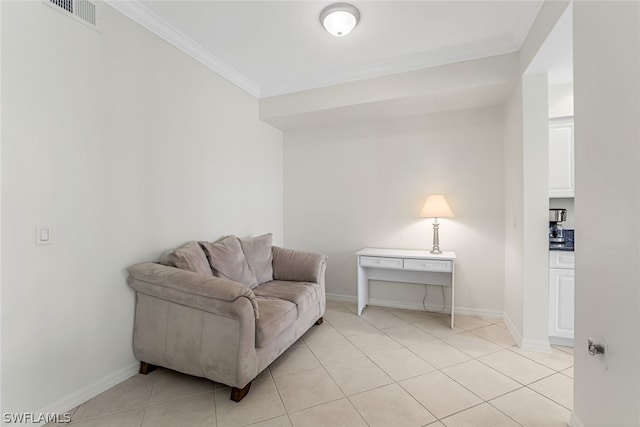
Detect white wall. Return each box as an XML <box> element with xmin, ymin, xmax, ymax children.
<box><xmin>573</xmin><ymin>1</ymin><xmax>640</xmax><ymax>425</ymax></box>
<box><xmin>0</xmin><ymin>0</ymin><xmax>3</xmax><ymax>415</ymax></box>
<box><xmin>1</xmin><ymin>1</ymin><xmax>282</xmax><ymax>416</ymax></box>
<box><xmin>521</xmin><ymin>72</ymin><xmax>551</xmax><ymax>350</ymax></box>
<box><xmin>549</xmin><ymin>83</ymin><xmax>574</xmax><ymax>119</ymax></box>
<box><xmin>502</xmin><ymin>82</ymin><xmax>524</xmax><ymax>338</ymax></box>
<box><xmin>283</xmin><ymin>107</ymin><xmax>505</xmax><ymax>315</ymax></box>
<box><xmin>502</xmin><ymin>0</ymin><xmax>568</xmax><ymax>347</ymax></box>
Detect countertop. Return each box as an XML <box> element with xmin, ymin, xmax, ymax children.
<box><xmin>550</xmin><ymin>229</ymin><xmax>574</xmax><ymax>251</ymax></box>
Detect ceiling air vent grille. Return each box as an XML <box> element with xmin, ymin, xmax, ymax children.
<box><xmin>51</xmin><ymin>0</ymin><xmax>72</xmax><ymax>14</ymax></box>
<box><xmin>44</xmin><ymin>0</ymin><xmax>100</xmax><ymax>31</ymax></box>
<box><xmin>75</xmin><ymin>0</ymin><xmax>96</xmax><ymax>26</ymax></box>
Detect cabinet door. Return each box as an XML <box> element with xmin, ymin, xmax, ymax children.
<box><xmin>549</xmin><ymin>268</ymin><xmax>575</xmax><ymax>339</ymax></box>
<box><xmin>549</xmin><ymin>251</ymin><xmax>575</xmax><ymax>269</ymax></box>
<box><xmin>549</xmin><ymin>118</ymin><xmax>574</xmax><ymax>198</ymax></box>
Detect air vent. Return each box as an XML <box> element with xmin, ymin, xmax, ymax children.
<box><xmin>50</xmin><ymin>0</ymin><xmax>72</xmax><ymax>14</ymax></box>
<box><xmin>44</xmin><ymin>0</ymin><xmax>100</xmax><ymax>31</ymax></box>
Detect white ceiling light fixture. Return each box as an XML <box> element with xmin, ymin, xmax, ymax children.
<box><xmin>320</xmin><ymin>3</ymin><xmax>360</xmax><ymax>37</ymax></box>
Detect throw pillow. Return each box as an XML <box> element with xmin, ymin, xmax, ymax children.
<box><xmin>239</xmin><ymin>233</ymin><xmax>274</xmax><ymax>285</ymax></box>
<box><xmin>199</xmin><ymin>236</ymin><xmax>258</xmax><ymax>288</ymax></box>
<box><xmin>165</xmin><ymin>241</ymin><xmax>213</xmax><ymax>276</ymax></box>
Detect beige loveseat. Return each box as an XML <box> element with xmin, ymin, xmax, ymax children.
<box><xmin>127</xmin><ymin>234</ymin><xmax>326</xmax><ymax>402</ymax></box>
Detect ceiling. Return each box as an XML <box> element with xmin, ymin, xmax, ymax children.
<box><xmin>123</xmin><ymin>1</ymin><xmax>544</xmax><ymax>98</ymax></box>
<box><xmin>526</xmin><ymin>3</ymin><xmax>573</xmax><ymax>85</ymax></box>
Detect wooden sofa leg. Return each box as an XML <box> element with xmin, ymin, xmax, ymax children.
<box><xmin>230</xmin><ymin>382</ymin><xmax>252</xmax><ymax>402</ymax></box>
<box><xmin>315</xmin><ymin>317</ymin><xmax>324</xmax><ymax>325</ymax></box>
<box><xmin>139</xmin><ymin>361</ymin><xmax>157</xmax><ymax>375</ymax></box>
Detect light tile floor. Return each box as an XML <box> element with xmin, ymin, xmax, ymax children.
<box><xmin>48</xmin><ymin>301</ymin><xmax>574</xmax><ymax>427</ymax></box>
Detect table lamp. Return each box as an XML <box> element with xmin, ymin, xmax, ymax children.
<box><xmin>420</xmin><ymin>194</ymin><xmax>454</xmax><ymax>254</ymax></box>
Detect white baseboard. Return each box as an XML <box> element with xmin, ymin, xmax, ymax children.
<box><xmin>503</xmin><ymin>313</ymin><xmax>523</xmax><ymax>347</ymax></box>
<box><xmin>326</xmin><ymin>293</ymin><xmax>503</xmax><ymax>319</ymax></box>
<box><xmin>549</xmin><ymin>336</ymin><xmax>574</xmax><ymax>347</ymax></box>
<box><xmin>502</xmin><ymin>313</ymin><xmax>553</xmax><ymax>351</ymax></box>
<box><xmin>326</xmin><ymin>293</ymin><xmax>357</xmax><ymax>304</ymax></box>
<box><xmin>35</xmin><ymin>361</ymin><xmax>139</xmax><ymax>426</ymax></box>
<box><xmin>521</xmin><ymin>338</ymin><xmax>552</xmax><ymax>352</ymax></box>
<box><xmin>451</xmin><ymin>305</ymin><xmax>503</xmax><ymax>320</ymax></box>
<box><xmin>569</xmin><ymin>412</ymin><xmax>584</xmax><ymax>427</ymax></box>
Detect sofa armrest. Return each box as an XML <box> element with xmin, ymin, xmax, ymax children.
<box><xmin>271</xmin><ymin>247</ymin><xmax>327</xmax><ymax>283</ymax></box>
<box><xmin>128</xmin><ymin>262</ymin><xmax>258</xmax><ymax>318</ymax></box>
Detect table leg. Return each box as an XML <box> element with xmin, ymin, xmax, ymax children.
<box><xmin>357</xmin><ymin>263</ymin><xmax>368</xmax><ymax>315</ymax></box>
<box><xmin>450</xmin><ymin>264</ymin><xmax>455</xmax><ymax>329</ymax></box>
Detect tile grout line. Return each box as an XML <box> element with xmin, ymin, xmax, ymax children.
<box><xmin>473</xmin><ymin>354</ymin><xmax>555</xmax><ymax>387</ymax></box>
<box><xmin>504</xmin><ymin>346</ymin><xmax>574</xmax><ymax>372</ymax></box>
<box><xmin>393</xmin><ymin>378</ymin><xmax>440</xmax><ymax>423</ymax></box>
<box><xmin>422</xmin><ymin>351</ymin><xmax>525</xmax><ymax>424</ymax></box>
<box><xmin>525</xmin><ymin>381</ymin><xmax>574</xmax><ymax>412</ymax></box>
<box><xmin>137</xmin><ymin>371</ymin><xmax>158</xmax><ymax>427</ymax></box>
<box><xmin>305</xmin><ymin>314</ymin><xmax>438</xmax><ymax>425</ymax></box>
<box><xmin>61</xmin><ymin>301</ymin><xmax>571</xmax><ymax>427</ymax></box>
<box><xmin>67</xmin><ymin>374</ymin><xmax>159</xmax><ymax>425</ymax></box>
<box><xmin>484</xmin><ymin>398</ymin><xmax>526</xmax><ymax>427</ymax></box>
<box><xmin>267</xmin><ymin>370</ymin><xmax>295</xmax><ymax>427</ymax></box>
<box><xmin>329</xmin><ymin>302</ymin><xmax>571</xmax><ymax>425</ymax></box>
<box><xmin>329</xmin><ymin>303</ymin><xmax>526</xmax><ymax>425</ymax></box>
<box><xmin>407</xmin><ymin>308</ymin><xmax>528</xmax><ymax>426</ymax></box>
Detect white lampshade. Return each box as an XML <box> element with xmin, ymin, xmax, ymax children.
<box><xmin>320</xmin><ymin>3</ymin><xmax>360</xmax><ymax>37</ymax></box>
<box><xmin>420</xmin><ymin>195</ymin><xmax>454</xmax><ymax>219</ymax></box>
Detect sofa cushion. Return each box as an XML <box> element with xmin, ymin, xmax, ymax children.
<box><xmin>254</xmin><ymin>297</ymin><xmax>297</xmax><ymax>348</ymax></box>
<box><xmin>164</xmin><ymin>241</ymin><xmax>213</xmax><ymax>276</ymax></box>
<box><xmin>239</xmin><ymin>234</ymin><xmax>274</xmax><ymax>286</ymax></box>
<box><xmin>199</xmin><ymin>236</ymin><xmax>258</xmax><ymax>288</ymax></box>
<box><xmin>253</xmin><ymin>280</ymin><xmax>320</xmax><ymax>318</ymax></box>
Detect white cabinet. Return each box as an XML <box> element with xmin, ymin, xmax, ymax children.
<box><xmin>549</xmin><ymin>117</ymin><xmax>574</xmax><ymax>198</ymax></box>
<box><xmin>549</xmin><ymin>251</ymin><xmax>575</xmax><ymax>344</ymax></box>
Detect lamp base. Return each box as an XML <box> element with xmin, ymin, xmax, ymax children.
<box><xmin>431</xmin><ymin>219</ymin><xmax>441</xmax><ymax>254</ymax></box>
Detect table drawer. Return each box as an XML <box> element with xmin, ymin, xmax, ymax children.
<box><xmin>403</xmin><ymin>258</ymin><xmax>452</xmax><ymax>272</ymax></box>
<box><xmin>360</xmin><ymin>256</ymin><xmax>404</xmax><ymax>269</ymax></box>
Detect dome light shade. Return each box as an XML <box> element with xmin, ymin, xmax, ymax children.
<box><xmin>320</xmin><ymin>3</ymin><xmax>360</xmax><ymax>37</ymax></box>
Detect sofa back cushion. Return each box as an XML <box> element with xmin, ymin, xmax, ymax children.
<box><xmin>272</xmin><ymin>247</ymin><xmax>326</xmax><ymax>283</ymax></box>
<box><xmin>165</xmin><ymin>241</ymin><xmax>213</xmax><ymax>276</ymax></box>
<box><xmin>199</xmin><ymin>236</ymin><xmax>258</xmax><ymax>288</ymax></box>
<box><xmin>239</xmin><ymin>233</ymin><xmax>274</xmax><ymax>285</ymax></box>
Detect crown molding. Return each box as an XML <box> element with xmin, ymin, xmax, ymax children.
<box><xmin>105</xmin><ymin>0</ymin><xmax>261</xmax><ymax>98</ymax></box>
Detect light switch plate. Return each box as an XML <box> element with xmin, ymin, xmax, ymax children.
<box><xmin>36</xmin><ymin>225</ymin><xmax>52</xmax><ymax>245</ymax></box>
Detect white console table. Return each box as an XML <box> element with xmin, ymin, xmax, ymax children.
<box><xmin>356</xmin><ymin>248</ymin><xmax>457</xmax><ymax>328</ymax></box>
